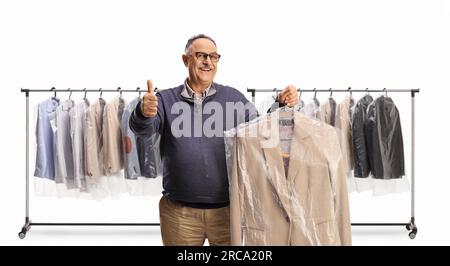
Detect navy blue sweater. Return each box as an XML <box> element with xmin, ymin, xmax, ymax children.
<box><xmin>130</xmin><ymin>83</ymin><xmax>258</xmax><ymax>205</ymax></box>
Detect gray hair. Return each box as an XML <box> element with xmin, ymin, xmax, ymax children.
<box><xmin>184</xmin><ymin>34</ymin><xmax>217</xmax><ymax>53</ymax></box>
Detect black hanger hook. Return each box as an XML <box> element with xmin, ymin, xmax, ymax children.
<box><xmin>383</xmin><ymin>87</ymin><xmax>387</xmax><ymax>97</ymax></box>
<box><xmin>99</xmin><ymin>88</ymin><xmax>103</xmax><ymax>97</ymax></box>
<box><xmin>51</xmin><ymin>87</ymin><xmax>56</xmax><ymax>97</ymax></box>
<box><xmin>84</xmin><ymin>88</ymin><xmax>87</xmax><ymax>99</ymax></box>
<box><xmin>348</xmin><ymin>87</ymin><xmax>352</xmax><ymax>96</ymax></box>
<box><xmin>118</xmin><ymin>87</ymin><xmax>122</xmax><ymax>97</ymax></box>
<box><xmin>329</xmin><ymin>88</ymin><xmax>333</xmax><ymax>98</ymax></box>
<box><xmin>298</xmin><ymin>88</ymin><xmax>302</xmax><ymax>99</ymax></box>
<box><xmin>272</xmin><ymin>88</ymin><xmax>278</xmax><ymax>101</ymax></box>
<box><xmin>137</xmin><ymin>87</ymin><xmax>141</xmax><ymax>97</ymax></box>
<box><xmin>68</xmin><ymin>88</ymin><xmax>72</xmax><ymax>99</ymax></box>
<box><xmin>313</xmin><ymin>88</ymin><xmax>317</xmax><ymax>99</ymax></box>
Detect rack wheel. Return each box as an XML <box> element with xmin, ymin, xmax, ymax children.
<box><xmin>406</xmin><ymin>224</ymin><xmax>412</xmax><ymax>231</ymax></box>
<box><xmin>409</xmin><ymin>228</ymin><xmax>417</xmax><ymax>239</ymax></box>
<box><xmin>18</xmin><ymin>231</ymin><xmax>26</xmax><ymax>239</ymax></box>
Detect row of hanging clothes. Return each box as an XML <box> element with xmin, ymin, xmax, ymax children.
<box><xmin>225</xmin><ymin>89</ymin><xmax>409</xmax><ymax>245</ymax></box>
<box><xmin>33</xmin><ymin>89</ymin><xmax>162</xmax><ymax>200</ymax></box>
<box><xmin>268</xmin><ymin>89</ymin><xmax>409</xmax><ymax>195</ymax></box>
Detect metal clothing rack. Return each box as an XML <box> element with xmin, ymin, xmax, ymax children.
<box><xmin>247</xmin><ymin>87</ymin><xmax>420</xmax><ymax>239</ymax></box>
<box><xmin>19</xmin><ymin>87</ymin><xmax>160</xmax><ymax>239</ymax></box>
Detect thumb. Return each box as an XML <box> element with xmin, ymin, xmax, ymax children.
<box><xmin>147</xmin><ymin>80</ymin><xmax>154</xmax><ymax>94</ymax></box>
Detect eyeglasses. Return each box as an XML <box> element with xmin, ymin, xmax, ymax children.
<box><xmin>189</xmin><ymin>52</ymin><xmax>221</xmax><ymax>63</ymax></box>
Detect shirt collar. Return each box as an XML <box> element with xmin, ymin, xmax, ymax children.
<box><xmin>184</xmin><ymin>78</ymin><xmax>211</xmax><ymax>99</ymax></box>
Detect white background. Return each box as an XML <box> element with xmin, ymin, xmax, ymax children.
<box><xmin>1</xmin><ymin>0</ymin><xmax>450</xmax><ymax>245</ymax></box>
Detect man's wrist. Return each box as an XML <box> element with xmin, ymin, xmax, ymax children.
<box><xmin>136</xmin><ymin>101</ymin><xmax>151</xmax><ymax>119</ymax></box>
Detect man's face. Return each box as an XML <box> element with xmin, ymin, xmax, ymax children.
<box><xmin>183</xmin><ymin>38</ymin><xmax>219</xmax><ymax>87</ymax></box>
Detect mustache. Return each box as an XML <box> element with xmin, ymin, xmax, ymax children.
<box><xmin>199</xmin><ymin>63</ymin><xmax>213</xmax><ymax>68</ymax></box>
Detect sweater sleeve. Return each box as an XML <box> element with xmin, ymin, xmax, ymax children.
<box><xmin>129</xmin><ymin>92</ymin><xmax>164</xmax><ymax>138</ymax></box>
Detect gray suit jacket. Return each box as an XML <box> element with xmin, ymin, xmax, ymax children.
<box><xmin>121</xmin><ymin>97</ymin><xmax>142</xmax><ymax>179</ymax></box>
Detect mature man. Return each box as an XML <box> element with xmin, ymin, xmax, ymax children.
<box><xmin>130</xmin><ymin>34</ymin><xmax>298</xmax><ymax>246</ymax></box>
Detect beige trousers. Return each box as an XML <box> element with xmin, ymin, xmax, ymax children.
<box><xmin>159</xmin><ymin>196</ymin><xmax>231</xmax><ymax>246</ymax></box>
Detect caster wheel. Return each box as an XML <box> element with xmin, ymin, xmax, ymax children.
<box><xmin>406</xmin><ymin>224</ymin><xmax>411</xmax><ymax>231</ymax></box>
<box><xmin>18</xmin><ymin>231</ymin><xmax>26</xmax><ymax>239</ymax></box>
<box><xmin>409</xmin><ymin>227</ymin><xmax>417</xmax><ymax>239</ymax></box>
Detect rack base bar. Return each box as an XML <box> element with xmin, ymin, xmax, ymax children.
<box><xmin>18</xmin><ymin>221</ymin><xmax>159</xmax><ymax>239</ymax></box>
<box><xmin>31</xmin><ymin>223</ymin><xmax>160</xmax><ymax>226</ymax></box>
<box><xmin>351</xmin><ymin>223</ymin><xmax>407</xmax><ymax>226</ymax></box>
<box><xmin>18</xmin><ymin>220</ymin><xmax>418</xmax><ymax>240</ymax></box>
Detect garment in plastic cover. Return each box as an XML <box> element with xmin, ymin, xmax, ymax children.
<box><xmin>137</xmin><ymin>133</ymin><xmax>162</xmax><ymax>178</ymax></box>
<box><xmin>366</xmin><ymin>95</ymin><xmax>405</xmax><ymax>179</ymax></box>
<box><xmin>34</xmin><ymin>97</ymin><xmax>60</xmax><ymax>180</ymax></box>
<box><xmin>225</xmin><ymin>109</ymin><xmax>352</xmax><ymax>245</ymax></box>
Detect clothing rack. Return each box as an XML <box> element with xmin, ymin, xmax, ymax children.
<box><xmin>247</xmin><ymin>87</ymin><xmax>419</xmax><ymax>239</ymax></box>
<box><xmin>18</xmin><ymin>87</ymin><xmax>419</xmax><ymax>240</ymax></box>
<box><xmin>19</xmin><ymin>87</ymin><xmax>159</xmax><ymax>239</ymax></box>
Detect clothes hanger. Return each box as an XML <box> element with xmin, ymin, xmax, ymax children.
<box><xmin>68</xmin><ymin>88</ymin><xmax>72</xmax><ymax>100</ymax></box>
<box><xmin>51</xmin><ymin>87</ymin><xmax>56</xmax><ymax>98</ymax></box>
<box><xmin>348</xmin><ymin>86</ymin><xmax>355</xmax><ymax>106</ymax></box>
<box><xmin>99</xmin><ymin>88</ymin><xmax>103</xmax><ymax>99</ymax></box>
<box><xmin>84</xmin><ymin>88</ymin><xmax>87</xmax><ymax>99</ymax></box>
<box><xmin>117</xmin><ymin>87</ymin><xmax>122</xmax><ymax>98</ymax></box>
<box><xmin>272</xmin><ymin>88</ymin><xmax>278</xmax><ymax>101</ymax></box>
<box><xmin>327</xmin><ymin>87</ymin><xmax>336</xmax><ymax>106</ymax></box>
<box><xmin>383</xmin><ymin>87</ymin><xmax>388</xmax><ymax>97</ymax></box>
<box><xmin>313</xmin><ymin>88</ymin><xmax>320</xmax><ymax>106</ymax></box>
<box><xmin>297</xmin><ymin>88</ymin><xmax>304</xmax><ymax>110</ymax></box>
<box><xmin>137</xmin><ymin>87</ymin><xmax>141</xmax><ymax>98</ymax></box>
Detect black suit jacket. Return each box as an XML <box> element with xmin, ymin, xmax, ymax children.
<box><xmin>367</xmin><ymin>96</ymin><xmax>405</xmax><ymax>179</ymax></box>
<box><xmin>352</xmin><ymin>95</ymin><xmax>373</xmax><ymax>177</ymax></box>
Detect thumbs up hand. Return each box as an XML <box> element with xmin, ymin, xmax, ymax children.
<box><xmin>141</xmin><ymin>80</ymin><xmax>158</xmax><ymax>117</ymax></box>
